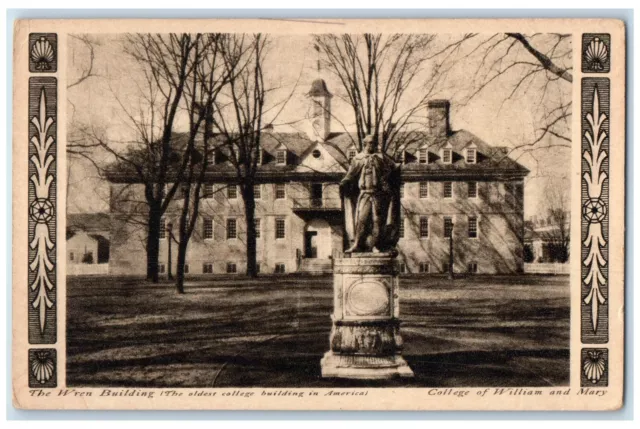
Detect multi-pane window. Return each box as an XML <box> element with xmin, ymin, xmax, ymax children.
<box><xmin>443</xmin><ymin>182</ymin><xmax>453</xmax><ymax>198</ymax></box>
<box><xmin>254</xmin><ymin>218</ymin><xmax>261</xmax><ymax>238</ymax></box>
<box><xmin>275</xmin><ymin>218</ymin><xmax>286</xmax><ymax>239</ymax></box>
<box><xmin>180</xmin><ymin>183</ymin><xmax>190</xmax><ymax>198</ymax></box>
<box><xmin>468</xmin><ymin>181</ymin><xmax>478</xmax><ymax>198</ymax></box>
<box><xmin>226</xmin><ymin>262</ymin><xmax>237</xmax><ymax>274</ymax></box>
<box><xmin>399</xmin><ymin>263</ymin><xmax>407</xmax><ymax>274</ymax></box>
<box><xmin>159</xmin><ymin>264</ymin><xmax>166</xmax><ymax>274</ymax></box>
<box><xmin>419</xmin><ymin>262</ymin><xmax>430</xmax><ymax>273</ymax></box>
<box><xmin>399</xmin><ymin>217</ymin><xmax>405</xmax><ymax>238</ymax></box>
<box><xmin>203</xmin><ymin>218</ymin><xmax>213</xmax><ymax>240</ymax></box>
<box><xmin>160</xmin><ymin>218</ymin><xmax>166</xmax><ymax>239</ymax></box>
<box><xmin>276</xmin><ymin>150</ymin><xmax>286</xmax><ymax>165</ymax></box>
<box><xmin>203</xmin><ymin>184</ymin><xmax>214</xmax><ymax>199</ymax></box>
<box><xmin>419</xmin><ymin>182</ymin><xmax>429</xmax><ymax>198</ymax></box>
<box><xmin>203</xmin><ymin>263</ymin><xmax>213</xmax><ymax>274</ymax></box>
<box><xmin>468</xmin><ymin>262</ymin><xmax>478</xmax><ymax>274</ymax></box>
<box><xmin>275</xmin><ymin>183</ymin><xmax>286</xmax><ymax>199</ymax></box>
<box><xmin>256</xmin><ymin>148</ymin><xmax>263</xmax><ymax>165</ymax></box>
<box><xmin>184</xmin><ymin>264</ymin><xmax>189</xmax><ymax>274</ymax></box>
<box><xmin>254</xmin><ymin>184</ymin><xmax>261</xmax><ymax>199</ymax></box>
<box><xmin>444</xmin><ymin>216</ymin><xmax>453</xmax><ymax>238</ymax></box>
<box><xmin>442</xmin><ymin>148</ymin><xmax>452</xmax><ymax>164</ymax></box>
<box><xmin>468</xmin><ymin>216</ymin><xmax>478</xmax><ymax>238</ymax></box>
<box><xmin>466</xmin><ymin>148</ymin><xmax>477</xmax><ymax>164</ymax></box>
<box><xmin>515</xmin><ymin>183</ymin><xmax>524</xmax><ymax>207</ymax></box>
<box><xmin>399</xmin><ymin>183</ymin><xmax>405</xmax><ymax>199</ymax></box>
<box><xmin>69</xmin><ymin>252</ymin><xmax>74</xmax><ymax>262</ymax></box>
<box><xmin>275</xmin><ymin>263</ymin><xmax>286</xmax><ymax>274</ymax></box>
<box><xmin>227</xmin><ymin>185</ymin><xmax>237</xmax><ymax>199</ymax></box>
<box><xmin>348</xmin><ymin>149</ymin><xmax>357</xmax><ymax>162</ymax></box>
<box><xmin>226</xmin><ymin>218</ymin><xmax>237</xmax><ymax>239</ymax></box>
<box><xmin>505</xmin><ymin>183</ymin><xmax>516</xmax><ymax>206</ymax></box>
<box><xmin>418</xmin><ymin>148</ymin><xmax>428</xmax><ymax>164</ymax></box>
<box><xmin>419</xmin><ymin>216</ymin><xmax>429</xmax><ymax>238</ymax></box>
<box><xmin>442</xmin><ymin>262</ymin><xmax>449</xmax><ymax>273</ymax></box>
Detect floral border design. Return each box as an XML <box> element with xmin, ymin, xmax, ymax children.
<box><xmin>28</xmin><ymin>77</ymin><xmax>57</xmax><ymax>344</ymax></box>
<box><xmin>581</xmin><ymin>78</ymin><xmax>610</xmax><ymax>344</ymax></box>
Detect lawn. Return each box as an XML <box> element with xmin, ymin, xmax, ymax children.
<box><xmin>66</xmin><ymin>274</ymin><xmax>570</xmax><ymax>388</ymax></box>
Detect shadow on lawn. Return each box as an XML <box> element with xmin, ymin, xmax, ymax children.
<box><xmin>66</xmin><ymin>274</ymin><xmax>570</xmax><ymax>388</ymax></box>
<box><xmin>67</xmin><ymin>348</ymin><xmax>570</xmax><ymax>388</ymax></box>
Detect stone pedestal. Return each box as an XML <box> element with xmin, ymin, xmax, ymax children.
<box><xmin>321</xmin><ymin>253</ymin><xmax>414</xmax><ymax>379</ymax></box>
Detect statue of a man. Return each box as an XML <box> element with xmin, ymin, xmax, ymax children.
<box><xmin>340</xmin><ymin>134</ymin><xmax>401</xmax><ymax>253</ymax></box>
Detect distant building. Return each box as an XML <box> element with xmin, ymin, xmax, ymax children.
<box><xmin>67</xmin><ymin>213</ymin><xmax>110</xmax><ymax>265</ymax></box>
<box><xmin>524</xmin><ymin>212</ymin><xmax>570</xmax><ymax>263</ymax></box>
<box><xmin>107</xmin><ymin>79</ymin><xmax>529</xmax><ymax>276</ymax></box>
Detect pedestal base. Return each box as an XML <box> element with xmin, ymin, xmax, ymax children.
<box><xmin>321</xmin><ymin>352</ymin><xmax>414</xmax><ymax>379</ymax></box>
<box><xmin>321</xmin><ymin>254</ymin><xmax>413</xmax><ymax>379</ymax></box>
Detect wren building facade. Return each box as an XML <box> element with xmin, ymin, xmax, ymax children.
<box><xmin>107</xmin><ymin>79</ymin><xmax>529</xmax><ymax>276</ymax></box>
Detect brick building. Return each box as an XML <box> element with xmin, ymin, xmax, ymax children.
<box><xmin>107</xmin><ymin>79</ymin><xmax>529</xmax><ymax>276</ymax></box>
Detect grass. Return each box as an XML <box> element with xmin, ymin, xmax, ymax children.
<box><xmin>66</xmin><ymin>274</ymin><xmax>570</xmax><ymax>388</ymax></box>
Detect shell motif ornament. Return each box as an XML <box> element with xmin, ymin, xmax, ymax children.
<box><xmin>30</xmin><ymin>37</ymin><xmax>55</xmax><ymax>71</ymax></box>
<box><xmin>31</xmin><ymin>350</ymin><xmax>55</xmax><ymax>384</ymax></box>
<box><xmin>585</xmin><ymin>37</ymin><xmax>609</xmax><ymax>71</ymax></box>
<box><xmin>583</xmin><ymin>350</ymin><xmax>606</xmax><ymax>384</ymax></box>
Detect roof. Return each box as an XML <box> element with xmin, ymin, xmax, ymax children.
<box><xmin>68</xmin><ymin>213</ymin><xmax>111</xmax><ymax>233</ymax></box>
<box><xmin>106</xmin><ymin>128</ymin><xmax>529</xmax><ymax>183</ymax></box>
<box><xmin>307</xmin><ymin>79</ymin><xmax>332</xmax><ymax>97</ymax></box>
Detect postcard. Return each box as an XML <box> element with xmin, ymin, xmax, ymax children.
<box><xmin>12</xmin><ymin>18</ymin><xmax>625</xmax><ymax>410</ymax></box>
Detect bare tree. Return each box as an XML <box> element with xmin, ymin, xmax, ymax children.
<box><xmin>70</xmin><ymin>33</ymin><xmax>205</xmax><ymax>282</ymax></box>
<box><xmin>209</xmin><ymin>34</ymin><xmax>269</xmax><ymax>278</ymax></box>
<box><xmin>539</xmin><ymin>178</ymin><xmax>570</xmax><ymax>263</ymax></box>
<box><xmin>173</xmin><ymin>35</ymin><xmax>230</xmax><ymax>293</ymax></box>
<box><xmin>312</xmin><ymin>34</ymin><xmax>440</xmax><ymax>154</ymax></box>
<box><xmin>442</xmin><ymin>33</ymin><xmax>572</xmax><ymax>163</ymax></box>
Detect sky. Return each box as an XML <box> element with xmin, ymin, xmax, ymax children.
<box><xmin>66</xmin><ymin>33</ymin><xmax>572</xmax><ymax>218</ymax></box>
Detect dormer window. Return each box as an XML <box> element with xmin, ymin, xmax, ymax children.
<box><xmin>442</xmin><ymin>148</ymin><xmax>452</xmax><ymax>164</ymax></box>
<box><xmin>418</xmin><ymin>147</ymin><xmax>428</xmax><ymax>164</ymax></box>
<box><xmin>398</xmin><ymin>150</ymin><xmax>406</xmax><ymax>164</ymax></box>
<box><xmin>206</xmin><ymin>150</ymin><xmax>215</xmax><ymax>165</ymax></box>
<box><xmin>256</xmin><ymin>148</ymin><xmax>263</xmax><ymax>165</ymax></box>
<box><xmin>276</xmin><ymin>149</ymin><xmax>287</xmax><ymax>165</ymax></box>
<box><xmin>396</xmin><ymin>146</ymin><xmax>407</xmax><ymax>164</ymax></box>
<box><xmin>466</xmin><ymin>147</ymin><xmax>477</xmax><ymax>164</ymax></box>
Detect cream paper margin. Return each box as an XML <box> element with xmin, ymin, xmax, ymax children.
<box><xmin>12</xmin><ymin>18</ymin><xmax>626</xmax><ymax>411</ymax></box>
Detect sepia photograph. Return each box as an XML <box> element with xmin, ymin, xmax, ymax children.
<box><xmin>12</xmin><ymin>16</ymin><xmax>625</xmax><ymax>411</ymax></box>
<box><xmin>64</xmin><ymin>31</ymin><xmax>572</xmax><ymax>388</ymax></box>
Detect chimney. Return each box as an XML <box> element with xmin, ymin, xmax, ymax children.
<box><xmin>427</xmin><ymin>100</ymin><xmax>451</xmax><ymax>138</ymax></box>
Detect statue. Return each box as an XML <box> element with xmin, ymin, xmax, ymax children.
<box><xmin>322</xmin><ymin>135</ymin><xmax>413</xmax><ymax>379</ymax></box>
<box><xmin>340</xmin><ymin>134</ymin><xmax>401</xmax><ymax>253</ymax></box>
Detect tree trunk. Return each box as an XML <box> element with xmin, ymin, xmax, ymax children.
<box><xmin>175</xmin><ymin>238</ymin><xmax>188</xmax><ymax>294</ymax></box>
<box><xmin>146</xmin><ymin>203</ymin><xmax>161</xmax><ymax>283</ymax></box>
<box><xmin>242</xmin><ymin>183</ymin><xmax>258</xmax><ymax>278</ymax></box>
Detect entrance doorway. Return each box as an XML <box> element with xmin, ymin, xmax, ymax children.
<box><xmin>304</xmin><ymin>231</ymin><xmax>318</xmax><ymax>258</ymax></box>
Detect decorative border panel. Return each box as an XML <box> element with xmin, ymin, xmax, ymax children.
<box><xmin>582</xmin><ymin>34</ymin><xmax>611</xmax><ymax>73</ymax></box>
<box><xmin>28</xmin><ymin>77</ymin><xmax>57</xmax><ymax>344</ymax></box>
<box><xmin>581</xmin><ymin>77</ymin><xmax>610</xmax><ymax>344</ymax></box>
<box><xmin>29</xmin><ymin>33</ymin><xmax>58</xmax><ymax>73</ymax></box>
<box><xmin>28</xmin><ymin>348</ymin><xmax>58</xmax><ymax>388</ymax></box>
<box><xmin>580</xmin><ymin>348</ymin><xmax>608</xmax><ymax>387</ymax></box>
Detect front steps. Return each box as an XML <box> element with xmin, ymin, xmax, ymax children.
<box><xmin>297</xmin><ymin>258</ymin><xmax>332</xmax><ymax>274</ymax></box>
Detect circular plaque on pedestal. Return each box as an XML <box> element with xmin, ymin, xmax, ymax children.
<box><xmin>345</xmin><ymin>279</ymin><xmax>390</xmax><ymax>317</ymax></box>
